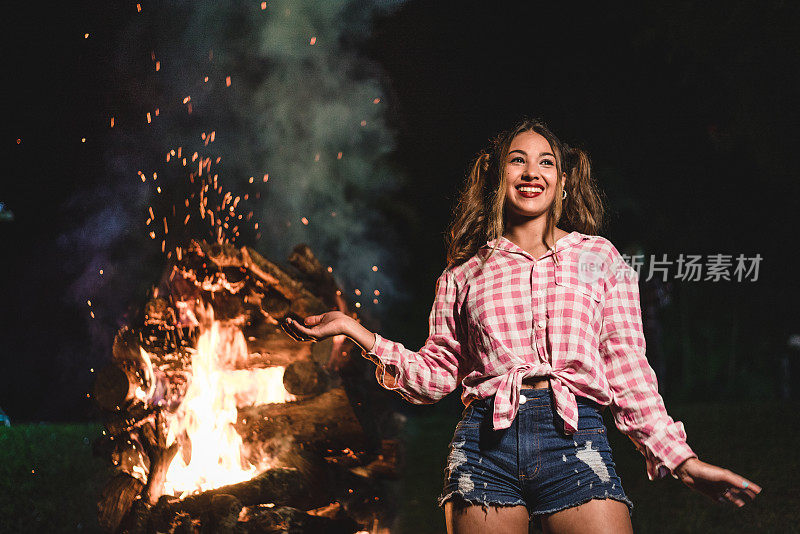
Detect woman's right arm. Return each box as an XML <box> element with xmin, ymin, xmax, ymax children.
<box><xmin>286</xmin><ymin>270</ymin><xmax>463</xmax><ymax>404</ymax></box>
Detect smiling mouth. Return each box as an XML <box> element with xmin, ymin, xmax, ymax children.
<box><xmin>516</xmin><ymin>184</ymin><xmax>544</xmax><ymax>198</ymax></box>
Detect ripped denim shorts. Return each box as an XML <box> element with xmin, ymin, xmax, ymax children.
<box><xmin>438</xmin><ymin>388</ymin><xmax>634</xmax><ymax>524</ymax></box>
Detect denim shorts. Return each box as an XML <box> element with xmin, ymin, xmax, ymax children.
<box><xmin>438</xmin><ymin>388</ymin><xmax>634</xmax><ymax>524</ymax></box>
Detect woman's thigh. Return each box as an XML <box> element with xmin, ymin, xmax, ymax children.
<box><xmin>445</xmin><ymin>502</ymin><xmax>530</xmax><ymax>534</ymax></box>
<box><xmin>522</xmin><ymin>397</ymin><xmax>634</xmax><ymax>526</ymax></box>
<box><xmin>540</xmin><ymin>497</ymin><xmax>633</xmax><ymax>534</ymax></box>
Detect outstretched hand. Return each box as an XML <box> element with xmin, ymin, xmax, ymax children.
<box><xmin>674</xmin><ymin>457</ymin><xmax>762</xmax><ymax>508</ymax></box>
<box><xmin>281</xmin><ymin>311</ymin><xmax>352</xmax><ymax>342</ymax></box>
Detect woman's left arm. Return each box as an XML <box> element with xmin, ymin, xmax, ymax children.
<box><xmin>599</xmin><ymin>250</ymin><xmax>761</xmax><ymax>507</ymax></box>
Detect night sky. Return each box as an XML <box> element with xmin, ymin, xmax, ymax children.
<box><xmin>2</xmin><ymin>1</ymin><xmax>799</xmax><ymax>422</ymax></box>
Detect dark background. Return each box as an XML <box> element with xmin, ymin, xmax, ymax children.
<box><xmin>2</xmin><ymin>0</ymin><xmax>799</xmax><ymax>423</ymax></box>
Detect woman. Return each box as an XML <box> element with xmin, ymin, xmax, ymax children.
<box><xmin>283</xmin><ymin>119</ymin><xmax>761</xmax><ymax>533</ymax></box>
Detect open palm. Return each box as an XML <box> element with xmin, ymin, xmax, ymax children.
<box><xmin>282</xmin><ymin>311</ymin><xmax>350</xmax><ymax>342</ymax></box>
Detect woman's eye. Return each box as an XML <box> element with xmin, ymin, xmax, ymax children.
<box><xmin>510</xmin><ymin>156</ymin><xmax>524</xmax><ymax>164</ymax></box>
<box><xmin>541</xmin><ymin>159</ymin><xmax>554</xmax><ymax>166</ymax></box>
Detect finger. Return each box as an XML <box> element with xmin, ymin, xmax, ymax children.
<box><xmin>289</xmin><ymin>319</ymin><xmax>320</xmax><ymax>341</ymax></box>
<box><xmin>280</xmin><ymin>320</ymin><xmax>306</xmax><ymax>342</ymax></box>
<box><xmin>303</xmin><ymin>314</ymin><xmax>324</xmax><ymax>326</ymax></box>
<box><xmin>736</xmin><ymin>486</ymin><xmax>759</xmax><ymax>501</ymax></box>
<box><xmin>742</xmin><ymin>479</ymin><xmax>762</xmax><ymax>494</ymax></box>
<box><xmin>731</xmin><ymin>476</ymin><xmax>761</xmax><ymax>498</ymax></box>
<box><xmin>726</xmin><ymin>488</ymin><xmax>749</xmax><ymax>502</ymax></box>
<box><xmin>734</xmin><ymin>493</ymin><xmax>750</xmax><ymax>506</ymax></box>
<box><xmin>290</xmin><ymin>319</ymin><xmax>316</xmax><ymax>337</ymax></box>
<box><xmin>719</xmin><ymin>489</ymin><xmax>740</xmax><ymax>507</ymax></box>
<box><xmin>739</xmin><ymin>486</ymin><xmax>760</xmax><ymax>501</ymax></box>
<box><xmin>725</xmin><ymin>471</ymin><xmax>761</xmax><ymax>494</ymax></box>
<box><xmin>281</xmin><ymin>319</ymin><xmax>313</xmax><ymax>342</ymax></box>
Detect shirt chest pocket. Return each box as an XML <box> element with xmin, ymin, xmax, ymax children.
<box><xmin>553</xmin><ymin>268</ymin><xmax>604</xmax><ymax>321</ymax></box>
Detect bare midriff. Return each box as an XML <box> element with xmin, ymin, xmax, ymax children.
<box><xmin>521</xmin><ymin>376</ymin><xmax>551</xmax><ymax>389</ymax></box>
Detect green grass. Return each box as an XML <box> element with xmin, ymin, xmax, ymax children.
<box><xmin>1</xmin><ymin>402</ymin><xmax>796</xmax><ymax>533</ymax></box>
<box><xmin>0</xmin><ymin>423</ymin><xmax>107</xmax><ymax>533</ymax></box>
<box><xmin>397</xmin><ymin>400</ymin><xmax>800</xmax><ymax>533</ymax></box>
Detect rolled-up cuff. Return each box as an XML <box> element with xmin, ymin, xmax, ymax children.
<box><xmin>645</xmin><ymin>447</ymin><xmax>698</xmax><ymax>481</ymax></box>
<box><xmin>642</xmin><ymin>421</ymin><xmax>698</xmax><ymax>481</ymax></box>
<box><xmin>361</xmin><ymin>333</ymin><xmax>403</xmax><ymax>391</ymax></box>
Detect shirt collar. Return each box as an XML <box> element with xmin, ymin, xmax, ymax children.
<box><xmin>481</xmin><ymin>231</ymin><xmax>587</xmax><ymax>262</ymax></box>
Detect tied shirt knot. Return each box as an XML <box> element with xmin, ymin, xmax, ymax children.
<box><xmin>491</xmin><ymin>361</ymin><xmax>580</xmax><ymax>434</ymax></box>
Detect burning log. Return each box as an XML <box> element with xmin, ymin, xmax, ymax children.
<box><xmin>240</xmin><ymin>505</ymin><xmax>360</xmax><ymax>534</ymax></box>
<box><xmin>160</xmin><ymin>467</ymin><xmax>322</xmax><ymax>517</ymax></box>
<box><xmin>143</xmin><ymin>501</ymin><xmax>361</xmax><ymax>534</ymax></box>
<box><xmin>142</xmin><ymin>457</ymin><xmax>391</xmax><ymax>533</ymax></box>
<box><xmin>241</xmin><ymin>323</ymin><xmax>315</xmax><ymax>368</ymax></box>
<box><xmin>113</xmin><ymin>327</ymin><xmax>145</xmax><ymax>363</ymax></box>
<box><xmin>174</xmin><ymin>241</ymin><xmax>331</xmax><ymax>323</ymax></box>
<box><xmin>92</xmin><ymin>363</ymin><xmax>142</xmax><ymax>412</ymax></box>
<box><xmin>94</xmin><ymin>357</ymin><xmax>188</xmax><ymax>415</ymax></box>
<box><xmin>140</xmin><ymin>410</ymin><xmax>181</xmax><ymax>505</ymax></box>
<box><xmin>282</xmin><ymin>360</ymin><xmax>329</xmax><ymax>397</ymax></box>
<box><xmin>208</xmin><ymin>494</ymin><xmax>243</xmax><ymax>533</ymax></box>
<box><xmin>97</xmin><ymin>474</ymin><xmax>145</xmax><ymax>532</ymax></box>
<box><xmin>236</xmin><ymin>387</ymin><xmax>366</xmax><ymax>455</ymax></box>
<box><xmin>287</xmin><ymin>244</ymin><xmax>344</xmax><ymax>311</ymax></box>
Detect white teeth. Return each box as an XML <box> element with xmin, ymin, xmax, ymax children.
<box><xmin>518</xmin><ymin>186</ymin><xmax>544</xmax><ymax>193</ymax></box>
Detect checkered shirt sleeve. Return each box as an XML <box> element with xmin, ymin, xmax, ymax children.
<box><xmin>362</xmin><ymin>269</ymin><xmax>462</xmax><ymax>404</ymax></box>
<box><xmin>600</xmin><ymin>252</ymin><xmax>698</xmax><ymax>480</ymax></box>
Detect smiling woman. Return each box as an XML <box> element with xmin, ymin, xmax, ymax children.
<box><xmin>283</xmin><ymin>118</ymin><xmax>763</xmax><ymax>534</ymax></box>
<box><xmin>447</xmin><ymin>120</ymin><xmax>605</xmax><ymax>269</ymax></box>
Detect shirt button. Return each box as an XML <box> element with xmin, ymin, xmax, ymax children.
<box><xmin>519</xmin><ymin>394</ymin><xmax>527</xmax><ymax>405</ymax></box>
<box><xmin>536</xmin><ymin>320</ymin><xmax>546</xmax><ymax>329</ymax></box>
<box><xmin>536</xmin><ymin>290</ymin><xmax>544</xmax><ymax>297</ymax></box>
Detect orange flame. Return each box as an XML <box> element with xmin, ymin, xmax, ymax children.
<box><xmin>160</xmin><ymin>306</ymin><xmax>295</xmax><ymax>497</ymax></box>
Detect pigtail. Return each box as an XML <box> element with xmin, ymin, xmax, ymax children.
<box><xmin>446</xmin><ymin>152</ymin><xmax>494</xmax><ymax>267</ymax></box>
<box><xmin>561</xmin><ymin>144</ymin><xmax>605</xmax><ymax>235</ymax></box>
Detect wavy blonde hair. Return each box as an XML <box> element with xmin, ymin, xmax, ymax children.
<box><xmin>446</xmin><ymin>118</ymin><xmax>605</xmax><ymax>267</ymax></box>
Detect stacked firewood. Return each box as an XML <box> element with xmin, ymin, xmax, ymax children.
<box><xmin>92</xmin><ymin>241</ymin><xmax>401</xmax><ymax>533</ymax></box>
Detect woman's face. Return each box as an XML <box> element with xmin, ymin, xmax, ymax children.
<box><xmin>503</xmin><ymin>131</ymin><xmax>562</xmax><ymax>221</ymax></box>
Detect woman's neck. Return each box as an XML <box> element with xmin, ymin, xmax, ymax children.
<box><xmin>502</xmin><ymin>219</ymin><xmax>569</xmax><ymax>258</ymax></box>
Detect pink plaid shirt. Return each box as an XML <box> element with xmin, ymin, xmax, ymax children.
<box><xmin>363</xmin><ymin>231</ymin><xmax>697</xmax><ymax>480</ymax></box>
